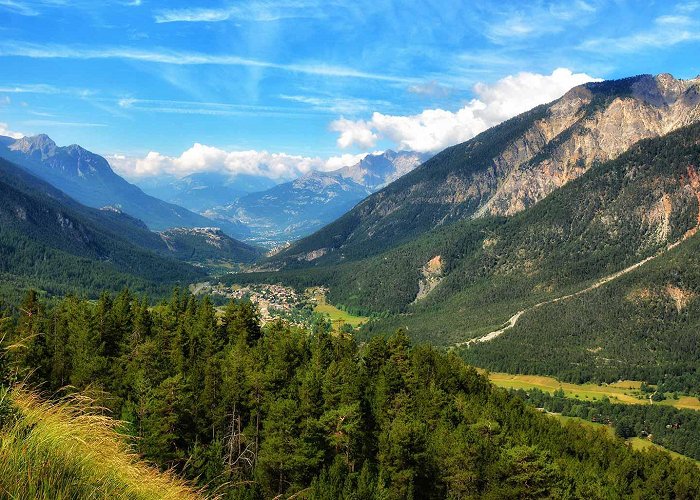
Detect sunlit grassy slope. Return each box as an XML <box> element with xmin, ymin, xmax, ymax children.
<box><xmin>486</xmin><ymin>371</ymin><xmax>700</xmax><ymax>410</ymax></box>
<box><xmin>311</xmin><ymin>288</ymin><xmax>368</xmax><ymax>330</ymax></box>
<box><xmin>0</xmin><ymin>387</ymin><xmax>203</xmax><ymax>500</ymax></box>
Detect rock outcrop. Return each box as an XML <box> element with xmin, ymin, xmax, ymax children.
<box><xmin>477</xmin><ymin>74</ymin><xmax>700</xmax><ymax>217</ymax></box>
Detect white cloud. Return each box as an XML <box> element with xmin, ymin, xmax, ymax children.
<box><xmin>324</xmin><ymin>152</ymin><xmax>370</xmax><ymax>170</ymax></box>
<box><xmin>331</xmin><ymin>118</ymin><xmax>378</xmax><ymax>149</ymax></box>
<box><xmin>108</xmin><ymin>144</ymin><xmax>369</xmax><ymax>180</ymax></box>
<box><xmin>0</xmin><ymin>122</ymin><xmax>24</xmax><ymax>139</ymax></box>
<box><xmin>331</xmin><ymin>68</ymin><xmax>599</xmax><ymax>153</ymax></box>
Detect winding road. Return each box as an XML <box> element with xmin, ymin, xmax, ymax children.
<box><xmin>453</xmin><ymin>228</ymin><xmax>696</xmax><ymax>350</ymax></box>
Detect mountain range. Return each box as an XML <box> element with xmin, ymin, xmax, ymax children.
<box><xmin>0</xmin><ymin>154</ymin><xmax>260</xmax><ymax>299</ymax></box>
<box><xmin>5</xmin><ymin>71</ymin><xmax>700</xmax><ymax>496</ymax></box>
<box><xmin>0</xmin><ymin>134</ymin><xmax>248</xmax><ymax>238</ymax></box>
<box><xmin>206</xmin><ymin>150</ymin><xmax>429</xmax><ymax>245</ymax></box>
<box><xmin>227</xmin><ymin>73</ymin><xmax>700</xmax><ymax>394</ymax></box>
<box><xmin>270</xmin><ymin>74</ymin><xmax>700</xmax><ymax>265</ymax></box>
<box><xmin>138</xmin><ymin>171</ymin><xmax>277</xmax><ymax>213</ymax></box>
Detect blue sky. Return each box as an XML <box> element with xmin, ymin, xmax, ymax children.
<box><xmin>1</xmin><ymin>0</ymin><xmax>699</xmax><ymax>181</ymax></box>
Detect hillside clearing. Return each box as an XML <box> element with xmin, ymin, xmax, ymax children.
<box><xmin>486</xmin><ymin>371</ymin><xmax>700</xmax><ymax>410</ymax></box>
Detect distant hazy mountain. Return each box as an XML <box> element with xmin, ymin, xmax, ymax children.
<box><xmin>0</xmin><ymin>134</ymin><xmax>247</xmax><ymax>237</ymax></box>
<box><xmin>210</xmin><ymin>172</ymin><xmax>373</xmax><ymax>246</ymax></box>
<box><xmin>138</xmin><ymin>172</ymin><xmax>277</xmax><ymax>213</ymax></box>
<box><xmin>208</xmin><ymin>150</ymin><xmax>428</xmax><ymax>245</ymax></box>
<box><xmin>335</xmin><ymin>150</ymin><xmax>431</xmax><ymax>190</ymax></box>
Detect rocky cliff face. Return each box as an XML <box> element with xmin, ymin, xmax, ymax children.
<box><xmin>477</xmin><ymin>74</ymin><xmax>700</xmax><ymax>217</ymax></box>
<box><xmin>335</xmin><ymin>150</ymin><xmax>430</xmax><ymax>190</ymax></box>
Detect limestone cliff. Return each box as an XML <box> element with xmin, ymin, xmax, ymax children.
<box><xmin>477</xmin><ymin>74</ymin><xmax>700</xmax><ymax>217</ymax></box>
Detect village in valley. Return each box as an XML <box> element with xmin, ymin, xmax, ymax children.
<box><xmin>189</xmin><ymin>282</ymin><xmax>368</xmax><ymax>331</ymax></box>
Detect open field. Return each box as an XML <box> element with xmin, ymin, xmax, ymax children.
<box><xmin>486</xmin><ymin>371</ymin><xmax>644</xmax><ymax>404</ymax></box>
<box><xmin>550</xmin><ymin>414</ymin><xmax>616</xmax><ymax>438</ymax></box>
<box><xmin>485</xmin><ymin>371</ymin><xmax>700</xmax><ymax>410</ymax></box>
<box><xmin>659</xmin><ymin>396</ymin><xmax>700</xmax><ymax>411</ymax></box>
<box><xmin>629</xmin><ymin>438</ymin><xmax>700</xmax><ymax>466</ymax></box>
<box><xmin>309</xmin><ymin>288</ymin><xmax>368</xmax><ymax>330</ymax></box>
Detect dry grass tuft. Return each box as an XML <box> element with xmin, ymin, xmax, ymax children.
<box><xmin>0</xmin><ymin>386</ymin><xmax>206</xmax><ymax>500</ymax></box>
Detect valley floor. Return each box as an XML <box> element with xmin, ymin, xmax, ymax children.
<box><xmin>485</xmin><ymin>371</ymin><xmax>700</xmax><ymax>411</ymax></box>
<box><xmin>549</xmin><ymin>414</ymin><xmax>700</xmax><ymax>467</ymax></box>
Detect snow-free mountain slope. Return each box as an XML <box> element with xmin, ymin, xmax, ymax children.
<box><xmin>0</xmin><ymin>134</ymin><xmax>246</xmax><ymax>237</ymax></box>
<box><xmin>138</xmin><ymin>171</ymin><xmax>277</xmax><ymax>213</ymax></box>
<box><xmin>212</xmin><ymin>172</ymin><xmax>372</xmax><ymax>246</ymax></box>
<box><xmin>0</xmin><ymin>156</ymin><xmax>205</xmax><ymax>296</ymax></box>
<box><xmin>272</xmin><ymin>74</ymin><xmax>700</xmax><ymax>266</ymax></box>
<box><xmin>208</xmin><ymin>150</ymin><xmax>428</xmax><ymax>245</ymax></box>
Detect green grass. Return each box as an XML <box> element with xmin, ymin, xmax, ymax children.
<box><xmin>310</xmin><ymin>288</ymin><xmax>368</xmax><ymax>331</ymax></box>
<box><xmin>485</xmin><ymin>371</ymin><xmax>700</xmax><ymax>411</ymax></box>
<box><xmin>549</xmin><ymin>414</ymin><xmax>616</xmax><ymax>438</ymax></box>
<box><xmin>548</xmin><ymin>413</ymin><xmax>700</xmax><ymax>466</ymax></box>
<box><xmin>0</xmin><ymin>387</ymin><xmax>203</xmax><ymax>500</ymax></box>
<box><xmin>486</xmin><ymin>371</ymin><xmax>646</xmax><ymax>404</ymax></box>
<box><xmin>629</xmin><ymin>438</ymin><xmax>700</xmax><ymax>467</ymax></box>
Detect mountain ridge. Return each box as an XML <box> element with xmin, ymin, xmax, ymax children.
<box><xmin>207</xmin><ymin>150</ymin><xmax>428</xmax><ymax>245</ymax></box>
<box><xmin>0</xmin><ymin>134</ymin><xmax>247</xmax><ymax>237</ymax></box>
<box><xmin>270</xmin><ymin>73</ymin><xmax>700</xmax><ymax>267</ymax></box>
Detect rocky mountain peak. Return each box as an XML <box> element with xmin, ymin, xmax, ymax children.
<box><xmin>9</xmin><ymin>133</ymin><xmax>57</xmax><ymax>158</ymax></box>
<box><xmin>629</xmin><ymin>73</ymin><xmax>699</xmax><ymax>107</ymax></box>
<box><xmin>334</xmin><ymin>149</ymin><xmax>428</xmax><ymax>190</ymax></box>
<box><xmin>276</xmin><ymin>73</ymin><xmax>700</xmax><ymax>265</ymax></box>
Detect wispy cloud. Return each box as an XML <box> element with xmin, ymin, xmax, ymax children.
<box><xmin>0</xmin><ymin>0</ymin><xmax>39</xmax><ymax>16</ymax></box>
<box><xmin>154</xmin><ymin>1</ymin><xmax>326</xmax><ymax>23</ymax></box>
<box><xmin>407</xmin><ymin>80</ymin><xmax>453</xmax><ymax>98</ymax></box>
<box><xmin>0</xmin><ymin>0</ymin><xmax>138</xmax><ymax>16</ymax></box>
<box><xmin>277</xmin><ymin>94</ymin><xmax>389</xmax><ymax>114</ymax></box>
<box><xmin>113</xmin><ymin>97</ymin><xmax>316</xmax><ymax>117</ymax></box>
<box><xmin>0</xmin><ymin>41</ymin><xmax>418</xmax><ymax>83</ymax></box>
<box><xmin>0</xmin><ymin>83</ymin><xmax>95</xmax><ymax>97</ymax></box>
<box><xmin>483</xmin><ymin>1</ymin><xmax>599</xmax><ymax>43</ymax></box>
<box><xmin>579</xmin><ymin>8</ymin><xmax>700</xmax><ymax>53</ymax></box>
<box><xmin>21</xmin><ymin>119</ymin><xmax>107</xmax><ymax>128</ymax></box>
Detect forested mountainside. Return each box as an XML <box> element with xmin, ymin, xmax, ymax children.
<box><xmin>159</xmin><ymin>227</ymin><xmax>261</xmax><ymax>268</ymax></box>
<box><xmin>270</xmin><ymin>74</ymin><xmax>700</xmax><ymax>267</ymax></box>
<box><xmin>0</xmin><ymin>157</ymin><xmax>206</xmax><ymax>299</ymax></box>
<box><xmin>227</xmin><ymin>120</ymin><xmax>700</xmax><ymax>393</ymax></box>
<box><xmin>0</xmin><ymin>134</ymin><xmax>247</xmax><ymax>237</ymax></box>
<box><xmin>2</xmin><ymin>290</ymin><xmax>699</xmax><ymax>499</ymax></box>
<box><xmin>463</xmin><ymin>219</ymin><xmax>700</xmax><ymax>394</ymax></box>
